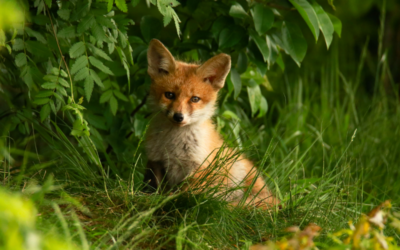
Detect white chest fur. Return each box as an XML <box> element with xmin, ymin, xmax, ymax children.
<box><xmin>145</xmin><ymin>118</ymin><xmax>210</xmax><ymax>186</ymax></box>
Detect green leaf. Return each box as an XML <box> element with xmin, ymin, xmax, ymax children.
<box><xmin>71</xmin><ymin>56</ymin><xmax>88</xmax><ymax>75</ymax></box>
<box><xmin>84</xmin><ymin>75</ymin><xmax>94</xmax><ymax>102</ymax></box>
<box><xmin>25</xmin><ymin>41</ymin><xmax>52</xmax><ymax>58</ymax></box>
<box><xmin>222</xmin><ymin>110</ymin><xmax>240</xmax><ymax>120</ymax></box>
<box><xmin>57</xmin><ymin>9</ymin><xmax>71</xmax><ymax>21</ymax></box>
<box><xmin>44</xmin><ymin>0</ymin><xmax>52</xmax><ymax>9</ymax></box>
<box><xmin>89</xmin><ymin>69</ymin><xmax>104</xmax><ymax>88</ymax></box>
<box><xmin>230</xmin><ymin>68</ymin><xmax>242</xmax><ymax>99</ymax></box>
<box><xmin>0</xmin><ymin>29</ymin><xmax>5</xmax><ymax>45</ymax></box>
<box><xmin>289</xmin><ymin>0</ymin><xmax>320</xmax><ymax>41</ymax></box>
<box><xmin>131</xmin><ymin>0</ymin><xmax>140</xmax><ymax>7</ymax></box>
<box><xmin>312</xmin><ymin>2</ymin><xmax>334</xmax><ymax>49</ymax></box>
<box><xmin>40</xmin><ymin>104</ymin><xmax>51</xmax><ymax>122</ymax></box>
<box><xmin>247</xmin><ymin>79</ymin><xmax>262</xmax><ymax>117</ymax></box>
<box><xmin>100</xmin><ymin>89</ymin><xmax>113</xmax><ymax>103</ymax></box>
<box><xmin>249</xmin><ymin>29</ymin><xmax>269</xmax><ymax>62</ymax></box>
<box><xmin>50</xmin><ymin>68</ymin><xmax>68</xmax><ymax>77</ymax></box>
<box><xmin>25</xmin><ymin>27</ymin><xmax>47</xmax><ymax>44</ymax></box>
<box><xmin>109</xmin><ymin>95</ymin><xmax>118</xmax><ymax>115</ymax></box>
<box><xmin>69</xmin><ymin>42</ymin><xmax>85</xmax><ymax>58</ymax></box>
<box><xmin>115</xmin><ymin>0</ymin><xmax>128</xmax><ymax>12</ymax></box>
<box><xmin>251</xmin><ymin>4</ymin><xmax>274</xmax><ymax>35</ymax></box>
<box><xmin>42</xmin><ymin>82</ymin><xmax>58</xmax><ymax>89</ymax></box>
<box><xmin>35</xmin><ymin>90</ymin><xmax>54</xmax><ymax>98</ymax></box>
<box><xmin>77</xmin><ymin>15</ymin><xmax>96</xmax><ymax>34</ymax></box>
<box><xmin>108</xmin><ymin>0</ymin><xmax>113</xmax><ymax>12</ymax></box>
<box><xmin>219</xmin><ymin>25</ymin><xmax>246</xmax><ymax>50</ymax></box>
<box><xmin>140</xmin><ymin>16</ymin><xmax>162</xmax><ymax>43</ymax></box>
<box><xmin>13</xmin><ymin>38</ymin><xmax>24</xmax><ymax>51</ymax></box>
<box><xmin>58</xmin><ymin>78</ymin><xmax>70</xmax><ymax>88</ymax></box>
<box><xmin>33</xmin><ymin>98</ymin><xmax>50</xmax><ymax>105</ymax></box>
<box><xmin>50</xmin><ymin>100</ymin><xmax>56</xmax><ymax>114</ymax></box>
<box><xmin>74</xmin><ymin>67</ymin><xmax>90</xmax><ymax>81</ymax></box>
<box><xmin>113</xmin><ymin>90</ymin><xmax>128</xmax><ymax>101</ymax></box>
<box><xmin>96</xmin><ymin>16</ymin><xmax>115</xmax><ymax>29</ymax></box>
<box><xmin>258</xmin><ymin>96</ymin><xmax>268</xmax><ymax>118</ymax></box>
<box><xmin>229</xmin><ymin>2</ymin><xmax>248</xmax><ymax>19</ymax></box>
<box><xmin>15</xmin><ymin>53</ymin><xmax>27</xmax><ymax>67</ymax></box>
<box><xmin>57</xmin><ymin>86</ymin><xmax>68</xmax><ymax>96</ymax></box>
<box><xmin>328</xmin><ymin>13</ymin><xmax>342</xmax><ymax>38</ymax></box>
<box><xmin>282</xmin><ymin>21</ymin><xmax>307</xmax><ymax>66</ymax></box>
<box><xmin>57</xmin><ymin>26</ymin><xmax>76</xmax><ymax>38</ymax></box>
<box><xmin>237</xmin><ymin>51</ymin><xmax>248</xmax><ymax>74</ymax></box>
<box><xmin>91</xmin><ymin>22</ymin><xmax>110</xmax><ymax>43</ymax></box>
<box><xmin>211</xmin><ymin>16</ymin><xmax>231</xmax><ymax>40</ymax></box>
<box><xmin>88</xmin><ymin>56</ymin><xmax>114</xmax><ymax>75</ymax></box>
<box><xmin>43</xmin><ymin>75</ymin><xmax>59</xmax><ymax>83</ymax></box>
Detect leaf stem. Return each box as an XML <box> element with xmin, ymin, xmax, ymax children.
<box><xmin>45</xmin><ymin>4</ymin><xmax>75</xmax><ymax>103</ymax></box>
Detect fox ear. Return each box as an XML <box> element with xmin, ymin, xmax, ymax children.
<box><xmin>196</xmin><ymin>54</ymin><xmax>231</xmax><ymax>89</ymax></box>
<box><xmin>147</xmin><ymin>39</ymin><xmax>176</xmax><ymax>77</ymax></box>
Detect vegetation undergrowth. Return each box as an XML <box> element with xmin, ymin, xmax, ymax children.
<box><xmin>1</xmin><ymin>0</ymin><xmax>400</xmax><ymax>249</ymax></box>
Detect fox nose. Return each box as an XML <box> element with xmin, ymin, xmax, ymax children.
<box><xmin>173</xmin><ymin>113</ymin><xmax>184</xmax><ymax>123</ymax></box>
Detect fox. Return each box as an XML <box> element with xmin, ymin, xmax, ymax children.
<box><xmin>144</xmin><ymin>39</ymin><xmax>279</xmax><ymax>209</ymax></box>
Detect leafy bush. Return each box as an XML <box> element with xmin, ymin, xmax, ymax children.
<box><xmin>0</xmin><ymin>0</ymin><xmax>341</xmax><ymax>180</ymax></box>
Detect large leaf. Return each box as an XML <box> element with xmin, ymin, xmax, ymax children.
<box><xmin>230</xmin><ymin>68</ymin><xmax>242</xmax><ymax>99</ymax></box>
<box><xmin>219</xmin><ymin>25</ymin><xmax>246</xmax><ymax>50</ymax></box>
<box><xmin>249</xmin><ymin>29</ymin><xmax>269</xmax><ymax>62</ymax></box>
<box><xmin>312</xmin><ymin>2</ymin><xmax>334</xmax><ymax>49</ymax></box>
<box><xmin>88</xmin><ymin>56</ymin><xmax>114</xmax><ymax>75</ymax></box>
<box><xmin>229</xmin><ymin>2</ymin><xmax>248</xmax><ymax>19</ymax></box>
<box><xmin>140</xmin><ymin>16</ymin><xmax>162</xmax><ymax>43</ymax></box>
<box><xmin>251</xmin><ymin>4</ymin><xmax>274</xmax><ymax>35</ymax></box>
<box><xmin>247</xmin><ymin>79</ymin><xmax>262</xmax><ymax>117</ymax></box>
<box><xmin>289</xmin><ymin>0</ymin><xmax>320</xmax><ymax>41</ymax></box>
<box><xmin>258</xmin><ymin>96</ymin><xmax>268</xmax><ymax>118</ymax></box>
<box><xmin>328</xmin><ymin>13</ymin><xmax>342</xmax><ymax>38</ymax></box>
<box><xmin>12</xmin><ymin>39</ymin><xmax>24</xmax><ymax>51</ymax></box>
<box><xmin>69</xmin><ymin>42</ymin><xmax>85</xmax><ymax>58</ymax></box>
<box><xmin>282</xmin><ymin>21</ymin><xmax>308</xmax><ymax>66</ymax></box>
<box><xmin>15</xmin><ymin>53</ymin><xmax>27</xmax><ymax>67</ymax></box>
<box><xmin>211</xmin><ymin>16</ymin><xmax>232</xmax><ymax>40</ymax></box>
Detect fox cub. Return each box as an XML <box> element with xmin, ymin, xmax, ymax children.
<box><xmin>144</xmin><ymin>39</ymin><xmax>279</xmax><ymax>209</ymax></box>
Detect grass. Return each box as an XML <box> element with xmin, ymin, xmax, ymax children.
<box><xmin>2</xmin><ymin>27</ymin><xmax>400</xmax><ymax>250</ymax></box>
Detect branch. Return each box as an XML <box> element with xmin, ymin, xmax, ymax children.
<box><xmin>45</xmin><ymin>4</ymin><xmax>75</xmax><ymax>102</ymax></box>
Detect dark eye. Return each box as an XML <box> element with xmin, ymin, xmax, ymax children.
<box><xmin>191</xmin><ymin>96</ymin><xmax>200</xmax><ymax>103</ymax></box>
<box><xmin>164</xmin><ymin>92</ymin><xmax>175</xmax><ymax>99</ymax></box>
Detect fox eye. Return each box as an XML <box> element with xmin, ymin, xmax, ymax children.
<box><xmin>191</xmin><ymin>96</ymin><xmax>200</xmax><ymax>103</ymax></box>
<box><xmin>164</xmin><ymin>92</ymin><xmax>175</xmax><ymax>99</ymax></box>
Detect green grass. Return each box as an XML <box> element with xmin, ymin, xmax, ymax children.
<box><xmin>1</xmin><ymin>36</ymin><xmax>400</xmax><ymax>249</ymax></box>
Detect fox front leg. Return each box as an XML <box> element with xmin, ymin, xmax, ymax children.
<box><xmin>143</xmin><ymin>161</ymin><xmax>165</xmax><ymax>192</ymax></box>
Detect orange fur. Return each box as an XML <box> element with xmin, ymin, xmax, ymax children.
<box><xmin>144</xmin><ymin>39</ymin><xmax>279</xmax><ymax>209</ymax></box>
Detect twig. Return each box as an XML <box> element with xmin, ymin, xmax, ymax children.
<box><xmin>45</xmin><ymin>4</ymin><xmax>75</xmax><ymax>102</ymax></box>
<box><xmin>130</xmin><ymin>94</ymin><xmax>148</xmax><ymax>117</ymax></box>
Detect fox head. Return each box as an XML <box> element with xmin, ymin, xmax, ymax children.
<box><xmin>147</xmin><ymin>39</ymin><xmax>231</xmax><ymax>127</ymax></box>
